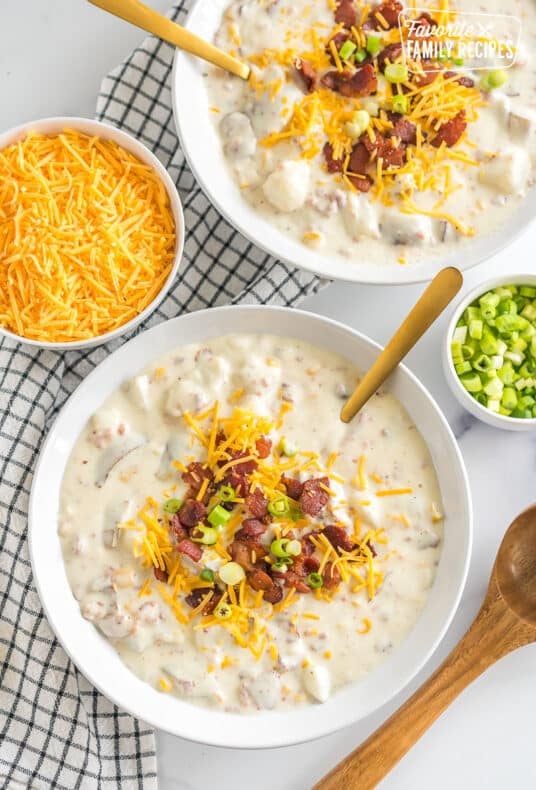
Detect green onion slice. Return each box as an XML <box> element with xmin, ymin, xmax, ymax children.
<box><xmin>163</xmin><ymin>498</ymin><xmax>183</xmax><ymax>514</ymax></box>
<box><xmin>207</xmin><ymin>504</ymin><xmax>232</xmax><ymax>528</ymax></box>
<box><xmin>191</xmin><ymin>526</ymin><xmax>218</xmax><ymax>545</ymax></box>
<box><xmin>307</xmin><ymin>572</ymin><xmax>323</xmax><ymax>589</ymax></box>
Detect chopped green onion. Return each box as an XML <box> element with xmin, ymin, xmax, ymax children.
<box><xmin>268</xmin><ymin>495</ymin><xmax>291</xmax><ymax>518</ymax></box>
<box><xmin>391</xmin><ymin>94</ymin><xmax>408</xmax><ymax>115</ymax></box>
<box><xmin>191</xmin><ymin>525</ymin><xmax>218</xmax><ymax>545</ymax></box>
<box><xmin>286</xmin><ymin>539</ymin><xmax>302</xmax><ymax>557</ymax></box>
<box><xmin>520</xmin><ymin>286</ymin><xmax>536</xmax><ymax>298</ymax></box>
<box><xmin>307</xmin><ymin>572</ymin><xmax>323</xmax><ymax>589</ymax></box>
<box><xmin>339</xmin><ymin>40</ymin><xmax>357</xmax><ymax>61</ymax></box>
<box><xmin>355</xmin><ymin>48</ymin><xmax>368</xmax><ymax>63</ymax></box>
<box><xmin>469</xmin><ymin>319</ymin><xmax>483</xmax><ymax>340</ymax></box>
<box><xmin>452</xmin><ymin>56</ymin><xmax>464</xmax><ymax>66</ymax></box>
<box><xmin>271</xmin><ymin>538</ymin><xmax>291</xmax><ymax>558</ymax></box>
<box><xmin>163</xmin><ymin>498</ymin><xmax>183</xmax><ymax>514</ymax></box>
<box><xmin>278</xmin><ymin>436</ymin><xmax>297</xmax><ymax>457</ymax></box>
<box><xmin>272</xmin><ymin>559</ymin><xmax>291</xmax><ymax>572</ymax></box>
<box><xmin>214</xmin><ymin>601</ymin><xmax>233</xmax><ymax>620</ymax></box>
<box><xmin>384</xmin><ymin>63</ymin><xmax>409</xmax><ymax>83</ymax></box>
<box><xmin>219</xmin><ymin>561</ymin><xmax>246</xmax><ymax>586</ymax></box>
<box><xmin>199</xmin><ymin>568</ymin><xmax>214</xmax><ymax>583</ymax></box>
<box><xmin>453</xmin><ymin>325</ymin><xmax>468</xmax><ymax>344</ymax></box>
<box><xmin>366</xmin><ymin>35</ymin><xmax>382</xmax><ymax>56</ymax></box>
<box><xmin>217</xmin><ymin>485</ymin><xmax>235</xmax><ymax>502</ymax></box>
<box><xmin>207</xmin><ymin>504</ymin><xmax>231</xmax><ymax>528</ymax></box>
<box><xmin>481</xmin><ymin>69</ymin><xmax>507</xmax><ymax>90</ymax></box>
<box><xmin>501</xmin><ymin>387</ymin><xmax>518</xmax><ymax>410</ymax></box>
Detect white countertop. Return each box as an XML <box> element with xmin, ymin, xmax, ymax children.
<box><xmin>2</xmin><ymin>2</ymin><xmax>535</xmax><ymax>788</ymax></box>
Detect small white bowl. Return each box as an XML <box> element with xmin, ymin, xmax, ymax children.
<box><xmin>29</xmin><ymin>305</ymin><xmax>472</xmax><ymax>749</ymax></box>
<box><xmin>0</xmin><ymin>117</ymin><xmax>184</xmax><ymax>351</ymax></box>
<box><xmin>443</xmin><ymin>274</ymin><xmax>536</xmax><ymax>431</ymax></box>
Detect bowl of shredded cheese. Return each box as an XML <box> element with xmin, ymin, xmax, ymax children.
<box><xmin>0</xmin><ymin>117</ymin><xmax>184</xmax><ymax>349</ymax></box>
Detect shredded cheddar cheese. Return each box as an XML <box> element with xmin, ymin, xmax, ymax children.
<box><xmin>0</xmin><ymin>130</ymin><xmax>176</xmax><ymax>342</ymax></box>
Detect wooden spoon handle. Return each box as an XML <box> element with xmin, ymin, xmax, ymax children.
<box><xmin>340</xmin><ymin>267</ymin><xmax>462</xmax><ymax>423</ymax></box>
<box><xmin>314</xmin><ymin>583</ymin><xmax>533</xmax><ymax>790</ymax></box>
<box><xmin>88</xmin><ymin>0</ymin><xmax>250</xmax><ymax>79</ymax></box>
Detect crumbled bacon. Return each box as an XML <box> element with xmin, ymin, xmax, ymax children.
<box><xmin>177</xmin><ymin>538</ymin><xmax>203</xmax><ymax>563</ymax></box>
<box><xmin>181</xmin><ymin>462</ymin><xmax>213</xmax><ymax>497</ymax></box>
<box><xmin>247</xmin><ymin>568</ymin><xmax>283</xmax><ymax>603</ymax></box>
<box><xmin>255</xmin><ymin>436</ymin><xmax>272</xmax><ymax>459</ymax></box>
<box><xmin>322</xmin><ymin>561</ymin><xmax>342</xmax><ymax>591</ymax></box>
<box><xmin>363</xmin><ymin>131</ymin><xmax>407</xmax><ymax>168</ymax></box>
<box><xmin>388</xmin><ymin>116</ymin><xmax>417</xmax><ymax>145</ymax></box>
<box><xmin>245</xmin><ymin>488</ymin><xmax>269</xmax><ymax>518</ymax></box>
<box><xmin>431</xmin><ymin>111</ymin><xmax>467</xmax><ymax>147</ymax></box>
<box><xmin>177</xmin><ymin>498</ymin><xmax>207</xmax><ymax>528</ymax></box>
<box><xmin>413</xmin><ymin>63</ymin><xmax>438</xmax><ymax>88</ymax></box>
<box><xmin>229</xmin><ymin>539</ymin><xmax>267</xmax><ymax>570</ymax></box>
<box><xmin>377</xmin><ymin>43</ymin><xmax>403</xmax><ymax>72</ymax></box>
<box><xmin>295</xmin><ymin>58</ymin><xmax>318</xmax><ymax>92</ymax></box>
<box><xmin>280</xmin><ymin>570</ymin><xmax>311</xmax><ymax>593</ymax></box>
<box><xmin>185</xmin><ymin>587</ymin><xmax>221</xmax><ymax>615</ymax></box>
<box><xmin>223</xmin><ymin>450</ymin><xmax>258</xmax><ymax>476</ymax></box>
<box><xmin>364</xmin><ymin>0</ymin><xmax>403</xmax><ymax>30</ymax></box>
<box><xmin>334</xmin><ymin>0</ymin><xmax>357</xmax><ymax>28</ymax></box>
<box><xmin>348</xmin><ymin>141</ymin><xmax>370</xmax><ymax>175</ymax></box>
<box><xmin>169</xmin><ymin>514</ymin><xmax>187</xmax><ymax>543</ymax></box>
<box><xmin>153</xmin><ymin>567</ymin><xmax>168</xmax><ymax>583</ymax></box>
<box><xmin>321</xmin><ymin>64</ymin><xmax>378</xmax><ymax>98</ymax></box>
<box><xmin>444</xmin><ymin>71</ymin><xmax>475</xmax><ymax>88</ymax></box>
<box><xmin>234</xmin><ymin>518</ymin><xmax>267</xmax><ymax>542</ymax></box>
<box><xmin>300</xmin><ymin>477</ymin><xmax>330</xmax><ymax>516</ymax></box>
<box><xmin>407</xmin><ymin>12</ymin><xmax>436</xmax><ymax>40</ymax></box>
<box><xmin>281</xmin><ymin>475</ymin><xmax>304</xmax><ymax>500</ymax></box>
<box><xmin>323</xmin><ymin>525</ymin><xmax>355</xmax><ymax>552</ymax></box>
<box><xmin>327</xmin><ymin>30</ymin><xmax>351</xmax><ymax>66</ymax></box>
<box><xmin>323</xmin><ymin>142</ymin><xmax>344</xmax><ymax>174</ymax></box>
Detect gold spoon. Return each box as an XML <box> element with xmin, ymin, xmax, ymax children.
<box><xmin>341</xmin><ymin>266</ymin><xmax>463</xmax><ymax>423</ymax></box>
<box><xmin>89</xmin><ymin>0</ymin><xmax>250</xmax><ymax>80</ymax></box>
<box><xmin>315</xmin><ymin>503</ymin><xmax>536</xmax><ymax>790</ymax></box>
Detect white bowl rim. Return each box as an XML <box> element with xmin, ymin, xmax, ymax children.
<box><xmin>171</xmin><ymin>0</ymin><xmax>536</xmax><ymax>286</ymax></box>
<box><xmin>0</xmin><ymin>116</ymin><xmax>185</xmax><ymax>351</ymax></box>
<box><xmin>29</xmin><ymin>304</ymin><xmax>473</xmax><ymax>748</ymax></box>
<box><xmin>444</xmin><ymin>272</ymin><xmax>536</xmax><ymax>429</ymax></box>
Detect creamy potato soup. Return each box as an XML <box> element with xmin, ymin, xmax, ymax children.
<box><xmin>59</xmin><ymin>335</ymin><xmax>444</xmax><ymax>712</ymax></box>
<box><xmin>207</xmin><ymin>0</ymin><xmax>536</xmax><ymax>268</ymax></box>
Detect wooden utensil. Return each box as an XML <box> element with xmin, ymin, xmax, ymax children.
<box><xmin>88</xmin><ymin>0</ymin><xmax>250</xmax><ymax>79</ymax></box>
<box><xmin>315</xmin><ymin>503</ymin><xmax>536</xmax><ymax>790</ymax></box>
<box><xmin>341</xmin><ymin>266</ymin><xmax>463</xmax><ymax>423</ymax></box>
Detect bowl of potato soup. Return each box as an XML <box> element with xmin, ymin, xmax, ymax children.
<box><xmin>29</xmin><ymin>306</ymin><xmax>472</xmax><ymax>747</ymax></box>
<box><xmin>173</xmin><ymin>0</ymin><xmax>536</xmax><ymax>283</ymax></box>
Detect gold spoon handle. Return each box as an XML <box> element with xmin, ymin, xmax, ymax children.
<box><xmin>314</xmin><ymin>582</ymin><xmax>533</xmax><ymax>790</ymax></box>
<box><xmin>88</xmin><ymin>0</ymin><xmax>250</xmax><ymax>79</ymax></box>
<box><xmin>340</xmin><ymin>267</ymin><xmax>463</xmax><ymax>423</ymax></box>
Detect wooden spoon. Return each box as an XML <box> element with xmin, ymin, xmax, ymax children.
<box><xmin>88</xmin><ymin>0</ymin><xmax>250</xmax><ymax>80</ymax></box>
<box><xmin>341</xmin><ymin>266</ymin><xmax>463</xmax><ymax>423</ymax></box>
<box><xmin>315</xmin><ymin>503</ymin><xmax>536</xmax><ymax>790</ymax></box>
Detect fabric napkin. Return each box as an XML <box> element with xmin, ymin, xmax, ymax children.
<box><xmin>0</xmin><ymin>1</ymin><xmax>327</xmax><ymax>787</ymax></box>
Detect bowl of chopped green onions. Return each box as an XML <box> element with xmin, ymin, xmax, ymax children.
<box><xmin>443</xmin><ymin>275</ymin><xmax>536</xmax><ymax>430</ymax></box>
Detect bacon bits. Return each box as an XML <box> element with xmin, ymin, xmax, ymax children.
<box><xmin>281</xmin><ymin>475</ymin><xmax>304</xmax><ymax>500</ymax></box>
<box><xmin>247</xmin><ymin>568</ymin><xmax>283</xmax><ymax>604</ymax></box>
<box><xmin>295</xmin><ymin>58</ymin><xmax>318</xmax><ymax>93</ymax></box>
<box><xmin>234</xmin><ymin>518</ymin><xmax>267</xmax><ymax>542</ymax></box>
<box><xmin>323</xmin><ymin>142</ymin><xmax>344</xmax><ymax>174</ymax></box>
<box><xmin>365</xmin><ymin>0</ymin><xmax>403</xmax><ymax>30</ymax></box>
<box><xmin>323</xmin><ymin>525</ymin><xmax>355</xmax><ymax>552</ymax></box>
<box><xmin>444</xmin><ymin>71</ymin><xmax>475</xmax><ymax>88</ymax></box>
<box><xmin>300</xmin><ymin>477</ymin><xmax>330</xmax><ymax>516</ymax></box>
<box><xmin>181</xmin><ymin>462</ymin><xmax>213</xmax><ymax>497</ymax></box>
<box><xmin>255</xmin><ymin>436</ymin><xmax>272</xmax><ymax>459</ymax></box>
<box><xmin>431</xmin><ymin>111</ymin><xmax>467</xmax><ymax>148</ymax></box>
<box><xmin>169</xmin><ymin>513</ymin><xmax>187</xmax><ymax>543</ymax></box>
<box><xmin>322</xmin><ymin>561</ymin><xmax>342</xmax><ymax>591</ymax></box>
<box><xmin>154</xmin><ymin>567</ymin><xmax>169</xmax><ymax>583</ymax></box>
<box><xmin>229</xmin><ymin>539</ymin><xmax>267</xmax><ymax>570</ymax></box>
<box><xmin>178</xmin><ymin>498</ymin><xmax>207</xmax><ymax>528</ymax></box>
<box><xmin>377</xmin><ymin>43</ymin><xmax>403</xmax><ymax>72</ymax></box>
<box><xmin>334</xmin><ymin>0</ymin><xmax>357</xmax><ymax>28</ymax></box>
<box><xmin>321</xmin><ymin>64</ymin><xmax>378</xmax><ymax>98</ymax></box>
<box><xmin>185</xmin><ymin>587</ymin><xmax>221</xmax><ymax>615</ymax></box>
<box><xmin>389</xmin><ymin>116</ymin><xmax>417</xmax><ymax>145</ymax></box>
<box><xmin>245</xmin><ymin>488</ymin><xmax>269</xmax><ymax>518</ymax></box>
<box><xmin>177</xmin><ymin>538</ymin><xmax>203</xmax><ymax>563</ymax></box>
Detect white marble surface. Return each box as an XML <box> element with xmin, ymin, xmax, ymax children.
<box><xmin>2</xmin><ymin>3</ymin><xmax>535</xmax><ymax>788</ymax></box>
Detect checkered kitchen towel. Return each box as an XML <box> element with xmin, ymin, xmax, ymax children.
<box><xmin>0</xmin><ymin>2</ymin><xmax>327</xmax><ymax>788</ymax></box>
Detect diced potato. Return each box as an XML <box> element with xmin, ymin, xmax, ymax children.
<box><xmin>508</xmin><ymin>109</ymin><xmax>536</xmax><ymax>142</ymax></box>
<box><xmin>381</xmin><ymin>209</ymin><xmax>434</xmax><ymax>245</ymax></box>
<box><xmin>480</xmin><ymin>149</ymin><xmax>529</xmax><ymax>195</ymax></box>
<box><xmin>302</xmin><ymin>662</ymin><xmax>331</xmax><ymax>703</ymax></box>
<box><xmin>342</xmin><ymin>193</ymin><xmax>381</xmax><ymax>241</ymax></box>
<box><xmin>220</xmin><ymin>112</ymin><xmax>257</xmax><ymax>160</ymax></box>
<box><xmin>126</xmin><ymin>374</ymin><xmax>152</xmax><ymax>411</ymax></box>
<box><xmin>262</xmin><ymin>160</ymin><xmax>311</xmax><ymax>212</ymax></box>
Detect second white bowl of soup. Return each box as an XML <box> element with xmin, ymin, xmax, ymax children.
<box><xmin>173</xmin><ymin>0</ymin><xmax>536</xmax><ymax>284</ymax></box>
<box><xmin>29</xmin><ymin>306</ymin><xmax>472</xmax><ymax>747</ymax></box>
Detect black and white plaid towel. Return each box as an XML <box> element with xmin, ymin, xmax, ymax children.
<box><xmin>0</xmin><ymin>2</ymin><xmax>327</xmax><ymax>787</ymax></box>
